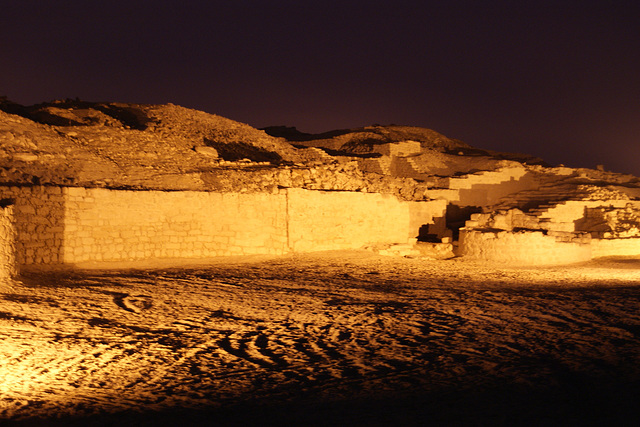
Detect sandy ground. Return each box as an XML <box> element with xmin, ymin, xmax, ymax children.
<box><xmin>2</xmin><ymin>251</ymin><xmax>640</xmax><ymax>426</ymax></box>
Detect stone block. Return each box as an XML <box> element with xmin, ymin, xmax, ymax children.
<box><xmin>17</xmin><ymin>205</ymin><xmax>36</xmax><ymax>215</ymax></box>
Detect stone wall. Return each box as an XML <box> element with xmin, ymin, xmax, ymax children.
<box><xmin>459</xmin><ymin>229</ymin><xmax>592</xmax><ymax>265</ymax></box>
<box><xmin>200</xmin><ymin>161</ymin><xmax>430</xmax><ymax>201</ymax></box>
<box><xmin>0</xmin><ymin>186</ymin><xmax>445</xmax><ymax>269</ymax></box>
<box><xmin>0</xmin><ymin>203</ymin><xmax>17</xmax><ymax>278</ymax></box>
<box><xmin>61</xmin><ymin>188</ymin><xmax>289</xmax><ymax>263</ymax></box>
<box><xmin>0</xmin><ymin>186</ymin><xmax>65</xmax><ymax>266</ymax></box>
<box><xmin>591</xmin><ymin>238</ymin><xmax>640</xmax><ymax>258</ymax></box>
<box><xmin>286</xmin><ymin>189</ymin><xmax>438</xmax><ymax>252</ymax></box>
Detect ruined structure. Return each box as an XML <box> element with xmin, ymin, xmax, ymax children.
<box><xmin>0</xmin><ymin>185</ymin><xmax>445</xmax><ymax>271</ymax></box>
<box><xmin>2</xmin><ymin>99</ymin><xmax>640</xmax><ymax>274</ymax></box>
<box><xmin>457</xmin><ymin>184</ymin><xmax>640</xmax><ymax>264</ymax></box>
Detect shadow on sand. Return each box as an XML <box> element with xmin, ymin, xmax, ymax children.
<box><xmin>8</xmin><ymin>379</ymin><xmax>640</xmax><ymax>427</ymax></box>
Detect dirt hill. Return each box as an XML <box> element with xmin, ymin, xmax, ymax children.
<box><xmin>0</xmin><ymin>99</ymin><xmax>325</xmax><ymax>189</ymax></box>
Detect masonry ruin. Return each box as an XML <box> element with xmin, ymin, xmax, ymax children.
<box><xmin>0</xmin><ymin>185</ymin><xmax>448</xmax><ymax>272</ymax></box>
<box><xmin>2</xmin><ymin>100</ymin><xmax>640</xmax><ymax>276</ymax></box>
<box><xmin>2</xmin><ymin>166</ymin><xmax>640</xmax><ymax>274</ymax></box>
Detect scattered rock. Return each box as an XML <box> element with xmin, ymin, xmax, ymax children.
<box><xmin>194</xmin><ymin>146</ymin><xmax>219</xmax><ymax>158</ymax></box>
<box><xmin>12</xmin><ymin>153</ymin><xmax>38</xmax><ymax>162</ymax></box>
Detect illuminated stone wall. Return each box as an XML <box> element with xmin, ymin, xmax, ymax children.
<box><xmin>3</xmin><ymin>184</ymin><xmax>639</xmax><ymax>269</ymax></box>
<box><xmin>591</xmin><ymin>238</ymin><xmax>640</xmax><ymax>258</ymax></box>
<box><xmin>63</xmin><ymin>188</ymin><xmax>443</xmax><ymax>263</ymax></box>
<box><xmin>286</xmin><ymin>188</ymin><xmax>436</xmax><ymax>252</ymax></box>
<box><xmin>0</xmin><ymin>186</ymin><xmax>444</xmax><ymax>269</ymax></box>
<box><xmin>61</xmin><ymin>188</ymin><xmax>290</xmax><ymax>263</ymax></box>
<box><xmin>0</xmin><ymin>204</ymin><xmax>17</xmax><ymax>278</ymax></box>
<box><xmin>459</xmin><ymin>229</ymin><xmax>592</xmax><ymax>265</ymax></box>
<box><xmin>0</xmin><ymin>186</ymin><xmax>65</xmax><ymax>266</ymax></box>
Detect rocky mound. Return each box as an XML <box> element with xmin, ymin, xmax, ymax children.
<box><xmin>2</xmin><ymin>98</ymin><xmax>639</xmax><ymax>198</ymax></box>
<box><xmin>0</xmin><ymin>99</ymin><xmax>327</xmax><ymax>189</ymax></box>
<box><xmin>264</xmin><ymin>124</ymin><xmax>469</xmax><ymax>153</ymax></box>
<box><xmin>265</xmin><ymin>124</ymin><xmax>549</xmax><ymax>177</ymax></box>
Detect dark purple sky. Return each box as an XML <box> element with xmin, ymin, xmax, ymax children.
<box><xmin>2</xmin><ymin>1</ymin><xmax>639</xmax><ymax>174</ymax></box>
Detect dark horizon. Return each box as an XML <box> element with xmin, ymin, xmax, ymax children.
<box><xmin>2</xmin><ymin>1</ymin><xmax>639</xmax><ymax>174</ymax></box>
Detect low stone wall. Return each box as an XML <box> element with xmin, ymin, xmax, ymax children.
<box><xmin>591</xmin><ymin>238</ymin><xmax>640</xmax><ymax>258</ymax></box>
<box><xmin>459</xmin><ymin>229</ymin><xmax>592</xmax><ymax>265</ymax></box>
<box><xmin>0</xmin><ymin>186</ymin><xmax>446</xmax><ymax>269</ymax></box>
<box><xmin>0</xmin><ymin>204</ymin><xmax>17</xmax><ymax>278</ymax></box>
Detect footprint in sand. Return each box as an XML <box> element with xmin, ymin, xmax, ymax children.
<box><xmin>113</xmin><ymin>293</ymin><xmax>153</xmax><ymax>313</ymax></box>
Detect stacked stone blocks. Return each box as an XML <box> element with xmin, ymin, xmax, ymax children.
<box><xmin>0</xmin><ymin>186</ymin><xmax>445</xmax><ymax>270</ymax></box>
<box><xmin>62</xmin><ymin>188</ymin><xmax>289</xmax><ymax>263</ymax></box>
<box><xmin>287</xmin><ymin>188</ymin><xmax>414</xmax><ymax>253</ymax></box>
<box><xmin>0</xmin><ymin>186</ymin><xmax>65</xmax><ymax>266</ymax></box>
<box><xmin>460</xmin><ymin>229</ymin><xmax>592</xmax><ymax>265</ymax></box>
<box><xmin>0</xmin><ymin>204</ymin><xmax>17</xmax><ymax>278</ymax></box>
<box><xmin>461</xmin><ymin>200</ymin><xmax>640</xmax><ymax>263</ymax></box>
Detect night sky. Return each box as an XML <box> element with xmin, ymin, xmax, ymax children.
<box><xmin>2</xmin><ymin>1</ymin><xmax>639</xmax><ymax>174</ymax></box>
